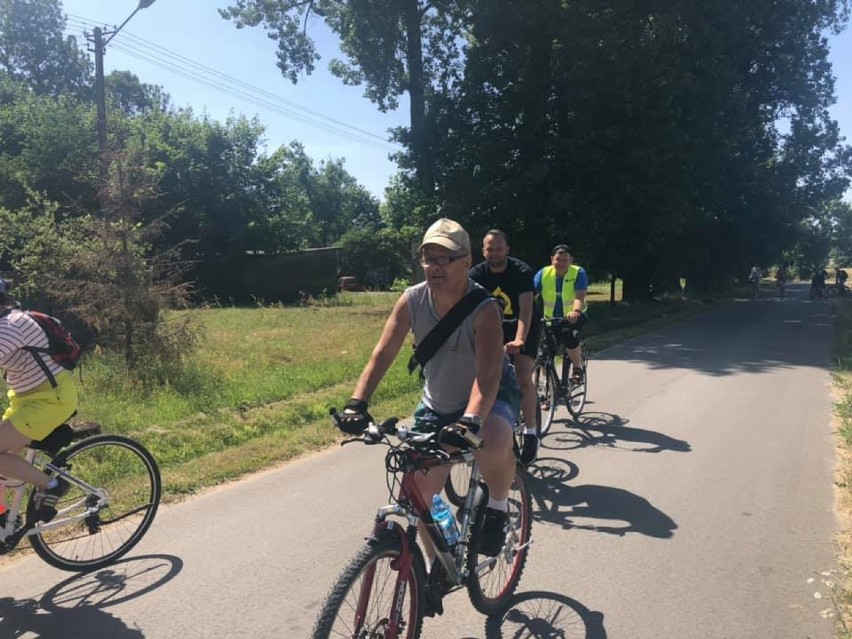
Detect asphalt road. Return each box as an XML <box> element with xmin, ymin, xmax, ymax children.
<box><xmin>0</xmin><ymin>282</ymin><xmax>839</xmax><ymax>638</ymax></box>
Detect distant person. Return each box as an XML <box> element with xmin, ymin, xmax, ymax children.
<box><xmin>469</xmin><ymin>230</ymin><xmax>540</xmax><ymax>466</ymax></box>
<box><xmin>749</xmin><ymin>265</ymin><xmax>762</xmax><ymax>299</ymax></box>
<box><xmin>534</xmin><ymin>245</ymin><xmax>589</xmax><ymax>385</ymax></box>
<box><xmin>811</xmin><ymin>267</ymin><xmax>827</xmax><ymax>299</ymax></box>
<box><xmin>775</xmin><ymin>265</ymin><xmax>788</xmax><ymax>299</ymax></box>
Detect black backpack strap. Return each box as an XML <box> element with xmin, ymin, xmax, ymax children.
<box><xmin>22</xmin><ymin>346</ymin><xmax>58</xmax><ymax>388</ymax></box>
<box><xmin>407</xmin><ymin>287</ymin><xmax>492</xmax><ymax>375</ymax></box>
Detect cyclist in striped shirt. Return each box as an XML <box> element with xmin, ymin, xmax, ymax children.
<box><xmin>0</xmin><ymin>278</ymin><xmax>78</xmax><ymax>522</ymax></box>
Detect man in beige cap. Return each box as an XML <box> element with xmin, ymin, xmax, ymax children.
<box><xmin>336</xmin><ymin>218</ymin><xmax>521</xmax><ymax>567</ymax></box>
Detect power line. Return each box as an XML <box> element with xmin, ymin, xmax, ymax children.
<box><xmin>108</xmin><ymin>39</ymin><xmax>396</xmax><ymax>152</ymax></box>
<box><xmin>65</xmin><ymin>14</ymin><xmax>400</xmax><ymax>153</ymax></box>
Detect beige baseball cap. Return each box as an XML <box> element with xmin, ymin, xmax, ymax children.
<box><xmin>419</xmin><ymin>218</ymin><xmax>471</xmax><ymax>254</ymax></box>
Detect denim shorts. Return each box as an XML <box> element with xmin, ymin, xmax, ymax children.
<box><xmin>412</xmin><ymin>400</ymin><xmax>518</xmax><ymax>432</ymax></box>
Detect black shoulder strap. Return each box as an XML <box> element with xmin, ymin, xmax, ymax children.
<box><xmin>407</xmin><ymin>287</ymin><xmax>492</xmax><ymax>375</ymax></box>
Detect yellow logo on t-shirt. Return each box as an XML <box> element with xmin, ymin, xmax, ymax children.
<box><xmin>492</xmin><ymin>286</ymin><xmax>513</xmax><ymax>318</ymax></box>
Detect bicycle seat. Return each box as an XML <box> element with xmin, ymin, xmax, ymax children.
<box><xmin>29</xmin><ymin>423</ymin><xmax>74</xmax><ymax>454</ymax></box>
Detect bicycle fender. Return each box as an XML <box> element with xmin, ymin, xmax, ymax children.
<box><xmin>368</xmin><ymin>519</ymin><xmax>408</xmax><ymax>548</ymax></box>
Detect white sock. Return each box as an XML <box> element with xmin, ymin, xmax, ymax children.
<box><xmin>487</xmin><ymin>497</ymin><xmax>508</xmax><ymax>511</ymax></box>
<box><xmin>523</xmin><ymin>427</ymin><xmax>538</xmax><ymax>436</ymax></box>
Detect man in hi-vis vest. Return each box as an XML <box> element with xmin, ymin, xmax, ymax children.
<box><xmin>534</xmin><ymin>245</ymin><xmax>589</xmax><ymax>384</ymax></box>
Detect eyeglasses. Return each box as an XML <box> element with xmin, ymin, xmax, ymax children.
<box><xmin>420</xmin><ymin>253</ymin><xmax>469</xmax><ymax>267</ymax></box>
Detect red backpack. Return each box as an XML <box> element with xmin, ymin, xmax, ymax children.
<box><xmin>20</xmin><ymin>311</ymin><xmax>82</xmax><ymax>387</ymax></box>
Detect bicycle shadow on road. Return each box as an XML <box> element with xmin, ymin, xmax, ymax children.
<box><xmin>38</xmin><ymin>553</ymin><xmax>183</xmax><ymax>613</ymax></box>
<box><xmin>546</xmin><ymin>411</ymin><xmax>692</xmax><ymax>455</ymax></box>
<box><xmin>478</xmin><ymin>590</ymin><xmax>608</xmax><ymax>638</ymax></box>
<box><xmin>523</xmin><ymin>461</ymin><xmax>678</xmax><ymax>539</ymax></box>
<box><xmin>0</xmin><ymin>595</ymin><xmax>144</xmax><ymax>639</ymax></box>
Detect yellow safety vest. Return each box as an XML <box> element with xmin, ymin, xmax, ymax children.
<box><xmin>540</xmin><ymin>265</ymin><xmax>587</xmax><ymax>318</ymax></box>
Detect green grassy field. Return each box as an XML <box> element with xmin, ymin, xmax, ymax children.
<box><xmin>4</xmin><ymin>286</ymin><xmax>727</xmax><ymax>501</ymax></box>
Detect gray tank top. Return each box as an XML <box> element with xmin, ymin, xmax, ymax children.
<box><xmin>405</xmin><ymin>280</ymin><xmax>498</xmax><ymax>414</ymax></box>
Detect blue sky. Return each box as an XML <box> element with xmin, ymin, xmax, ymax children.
<box><xmin>61</xmin><ymin>1</ymin><xmax>852</xmax><ymax>201</ymax></box>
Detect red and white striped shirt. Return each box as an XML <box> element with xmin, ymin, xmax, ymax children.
<box><xmin>0</xmin><ymin>309</ymin><xmax>63</xmax><ymax>393</ymax></box>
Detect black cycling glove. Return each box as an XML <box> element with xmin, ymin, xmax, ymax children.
<box><xmin>338</xmin><ymin>398</ymin><xmax>372</xmax><ymax>434</ymax></box>
<box><xmin>438</xmin><ymin>415</ymin><xmax>483</xmax><ymax>449</ymax></box>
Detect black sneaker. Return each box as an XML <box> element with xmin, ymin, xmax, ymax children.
<box><xmin>520</xmin><ymin>434</ymin><xmax>539</xmax><ymax>467</ymax></box>
<box><xmin>570</xmin><ymin>367</ymin><xmax>585</xmax><ymax>385</ymax></box>
<box><xmin>478</xmin><ymin>507</ymin><xmax>509</xmax><ymax>557</ymax></box>
<box><xmin>33</xmin><ymin>476</ymin><xmax>70</xmax><ymax>523</ymax></box>
<box><xmin>423</xmin><ymin>561</ymin><xmax>450</xmax><ymax>617</ymax></box>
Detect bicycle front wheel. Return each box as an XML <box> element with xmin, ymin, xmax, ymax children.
<box><xmin>28</xmin><ymin>434</ymin><xmax>161</xmax><ymax>572</ymax></box>
<box><xmin>466</xmin><ymin>468</ymin><xmax>532</xmax><ymax>615</ymax></box>
<box><xmin>445</xmin><ymin>459</ymin><xmax>473</xmax><ymax>508</ymax></box>
<box><xmin>567</xmin><ymin>345</ymin><xmax>589</xmax><ymax>418</ymax></box>
<box><xmin>533</xmin><ymin>362</ymin><xmax>558</xmax><ymax>436</ymax></box>
<box><xmin>312</xmin><ymin>530</ymin><xmax>425</xmax><ymax>639</ymax></box>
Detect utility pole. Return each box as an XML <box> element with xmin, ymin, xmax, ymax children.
<box><xmin>85</xmin><ymin>2</ymin><xmax>158</xmax><ymax>188</ymax></box>
<box><xmin>92</xmin><ymin>27</ymin><xmax>108</xmax><ymax>186</ymax></box>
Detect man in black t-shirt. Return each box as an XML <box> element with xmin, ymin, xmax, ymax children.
<box><xmin>470</xmin><ymin>230</ymin><xmax>541</xmax><ymax>466</ymax></box>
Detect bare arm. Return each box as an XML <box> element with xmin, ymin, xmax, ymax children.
<box><xmin>351</xmin><ymin>294</ymin><xmax>411</xmax><ymax>402</ymax></box>
<box><xmin>464</xmin><ymin>301</ymin><xmax>504</xmax><ymax>418</ymax></box>
<box><xmin>568</xmin><ymin>289</ymin><xmax>587</xmax><ymax>320</ymax></box>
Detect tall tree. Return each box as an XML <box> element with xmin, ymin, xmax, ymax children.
<box><xmin>220</xmin><ymin>0</ymin><xmax>471</xmax><ymax>200</ymax></box>
<box><xmin>106</xmin><ymin>70</ymin><xmax>170</xmax><ymax>116</ymax></box>
<box><xmin>0</xmin><ymin>0</ymin><xmax>91</xmax><ymax>97</ymax></box>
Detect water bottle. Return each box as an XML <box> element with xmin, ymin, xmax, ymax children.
<box><xmin>431</xmin><ymin>494</ymin><xmax>459</xmax><ymax>547</ymax></box>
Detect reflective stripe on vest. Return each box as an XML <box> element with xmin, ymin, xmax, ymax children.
<box><xmin>540</xmin><ymin>265</ymin><xmax>586</xmax><ymax>318</ymax></box>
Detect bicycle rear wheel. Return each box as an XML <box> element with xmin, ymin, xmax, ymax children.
<box><xmin>567</xmin><ymin>344</ymin><xmax>589</xmax><ymax>418</ymax></box>
<box><xmin>466</xmin><ymin>468</ymin><xmax>531</xmax><ymax>615</ymax></box>
<box><xmin>445</xmin><ymin>460</ymin><xmax>473</xmax><ymax>508</ymax></box>
<box><xmin>28</xmin><ymin>434</ymin><xmax>161</xmax><ymax>572</ymax></box>
<box><xmin>533</xmin><ymin>362</ymin><xmax>558</xmax><ymax>436</ymax></box>
<box><xmin>312</xmin><ymin>530</ymin><xmax>425</xmax><ymax>639</ymax></box>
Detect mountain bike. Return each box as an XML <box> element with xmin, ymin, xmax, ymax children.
<box><xmin>313</xmin><ymin>411</ymin><xmax>532</xmax><ymax>638</ymax></box>
<box><xmin>0</xmin><ymin>422</ymin><xmax>161</xmax><ymax>571</ymax></box>
<box><xmin>532</xmin><ymin>318</ymin><xmax>589</xmax><ymax>433</ymax></box>
<box><xmin>826</xmin><ymin>283</ymin><xmax>851</xmax><ymax>299</ymax></box>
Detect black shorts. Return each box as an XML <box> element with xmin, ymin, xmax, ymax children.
<box><xmin>503</xmin><ymin>321</ymin><xmax>541</xmax><ymax>359</ymax></box>
<box><xmin>545</xmin><ymin>315</ymin><xmax>587</xmax><ymax>351</ymax></box>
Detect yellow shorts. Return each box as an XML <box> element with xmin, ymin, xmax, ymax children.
<box><xmin>3</xmin><ymin>371</ymin><xmax>78</xmax><ymax>441</ymax></box>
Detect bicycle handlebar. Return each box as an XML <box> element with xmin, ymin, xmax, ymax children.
<box><xmin>329</xmin><ymin>408</ymin><xmax>482</xmax><ymax>450</ymax></box>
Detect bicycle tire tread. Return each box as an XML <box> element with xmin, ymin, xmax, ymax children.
<box><xmin>312</xmin><ymin>530</ymin><xmax>424</xmax><ymax>639</ymax></box>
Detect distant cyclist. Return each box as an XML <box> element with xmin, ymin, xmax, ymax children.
<box><xmin>534</xmin><ymin>245</ymin><xmax>588</xmax><ymax>385</ymax></box>
<box><xmin>775</xmin><ymin>265</ymin><xmax>788</xmax><ymax>299</ymax></box>
<box><xmin>749</xmin><ymin>265</ymin><xmax>762</xmax><ymax>299</ymax></box>
<box><xmin>836</xmin><ymin>267</ymin><xmax>848</xmax><ymax>295</ymax></box>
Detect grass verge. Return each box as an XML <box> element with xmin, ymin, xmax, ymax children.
<box><xmin>832</xmin><ymin>302</ymin><xmax>852</xmax><ymax>636</ymax></box>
